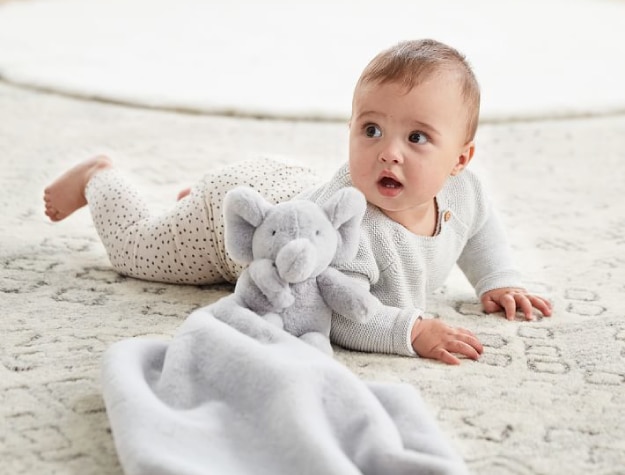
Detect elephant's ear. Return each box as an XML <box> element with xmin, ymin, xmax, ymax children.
<box><xmin>322</xmin><ymin>187</ymin><xmax>366</xmax><ymax>264</ymax></box>
<box><xmin>223</xmin><ymin>187</ymin><xmax>273</xmax><ymax>264</ymax></box>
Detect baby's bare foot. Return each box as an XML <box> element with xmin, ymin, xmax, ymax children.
<box><xmin>44</xmin><ymin>155</ymin><xmax>113</xmax><ymax>222</ymax></box>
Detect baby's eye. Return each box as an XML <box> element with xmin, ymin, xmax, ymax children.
<box><xmin>408</xmin><ymin>131</ymin><xmax>428</xmax><ymax>144</ymax></box>
<box><xmin>364</xmin><ymin>124</ymin><xmax>382</xmax><ymax>138</ymax></box>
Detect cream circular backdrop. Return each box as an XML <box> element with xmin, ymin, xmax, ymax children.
<box><xmin>0</xmin><ymin>0</ymin><xmax>624</xmax><ymax>121</ymax></box>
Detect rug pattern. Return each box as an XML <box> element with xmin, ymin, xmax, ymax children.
<box><xmin>1</xmin><ymin>82</ymin><xmax>624</xmax><ymax>474</ymax></box>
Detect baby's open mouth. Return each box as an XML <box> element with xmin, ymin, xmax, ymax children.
<box><xmin>378</xmin><ymin>176</ymin><xmax>402</xmax><ymax>189</ymax></box>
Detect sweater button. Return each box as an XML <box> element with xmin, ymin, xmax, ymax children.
<box><xmin>443</xmin><ymin>210</ymin><xmax>452</xmax><ymax>222</ymax></box>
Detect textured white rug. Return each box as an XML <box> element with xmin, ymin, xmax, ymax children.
<box><xmin>1</xmin><ymin>81</ymin><xmax>624</xmax><ymax>474</ymax></box>
<box><xmin>1</xmin><ymin>0</ymin><xmax>625</xmax><ymax>121</ymax></box>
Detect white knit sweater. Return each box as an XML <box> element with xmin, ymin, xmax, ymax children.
<box><xmin>299</xmin><ymin>163</ymin><xmax>522</xmax><ymax>356</ymax></box>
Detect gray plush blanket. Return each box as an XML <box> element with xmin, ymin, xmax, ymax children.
<box><xmin>101</xmin><ymin>295</ymin><xmax>469</xmax><ymax>475</ymax></box>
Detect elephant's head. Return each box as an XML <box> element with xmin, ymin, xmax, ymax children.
<box><xmin>223</xmin><ymin>186</ymin><xmax>366</xmax><ymax>283</ymax></box>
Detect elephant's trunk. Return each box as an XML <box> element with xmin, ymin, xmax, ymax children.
<box><xmin>275</xmin><ymin>238</ymin><xmax>318</xmax><ymax>283</ymax></box>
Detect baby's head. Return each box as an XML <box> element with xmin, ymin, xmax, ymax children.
<box><xmin>353</xmin><ymin>39</ymin><xmax>480</xmax><ymax>142</ymax></box>
<box><xmin>348</xmin><ymin>39</ymin><xmax>481</xmax><ymax>230</ymax></box>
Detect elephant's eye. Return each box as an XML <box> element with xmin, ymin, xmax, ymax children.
<box><xmin>271</xmin><ymin>230</ymin><xmax>276</xmax><ymax>236</ymax></box>
<box><xmin>315</xmin><ymin>230</ymin><xmax>320</xmax><ymax>236</ymax></box>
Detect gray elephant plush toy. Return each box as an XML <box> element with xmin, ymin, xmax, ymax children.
<box><xmin>223</xmin><ymin>186</ymin><xmax>380</xmax><ymax>355</ymax></box>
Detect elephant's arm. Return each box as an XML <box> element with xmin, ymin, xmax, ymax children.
<box><xmin>317</xmin><ymin>267</ymin><xmax>380</xmax><ymax>323</ymax></box>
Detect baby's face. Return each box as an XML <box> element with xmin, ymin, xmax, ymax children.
<box><xmin>348</xmin><ymin>75</ymin><xmax>473</xmax><ymax>225</ymax></box>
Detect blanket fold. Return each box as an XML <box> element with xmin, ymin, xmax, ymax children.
<box><xmin>101</xmin><ymin>296</ymin><xmax>468</xmax><ymax>475</ymax></box>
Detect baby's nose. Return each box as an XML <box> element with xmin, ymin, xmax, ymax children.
<box><xmin>378</xmin><ymin>145</ymin><xmax>404</xmax><ymax>164</ymax></box>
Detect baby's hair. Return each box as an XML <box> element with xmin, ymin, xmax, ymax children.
<box><xmin>356</xmin><ymin>39</ymin><xmax>481</xmax><ymax>142</ymax></box>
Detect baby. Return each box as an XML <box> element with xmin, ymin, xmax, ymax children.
<box><xmin>44</xmin><ymin>39</ymin><xmax>552</xmax><ymax>365</ymax></box>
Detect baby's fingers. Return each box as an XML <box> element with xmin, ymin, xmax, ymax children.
<box><xmin>457</xmin><ymin>329</ymin><xmax>484</xmax><ymax>355</ymax></box>
<box><xmin>433</xmin><ymin>334</ymin><xmax>483</xmax><ymax>365</ymax></box>
<box><xmin>529</xmin><ymin>295</ymin><xmax>553</xmax><ymax>317</ymax></box>
<box><xmin>501</xmin><ymin>293</ymin><xmax>519</xmax><ymax>320</ymax></box>
<box><xmin>516</xmin><ymin>294</ymin><xmax>553</xmax><ymax>320</ymax></box>
<box><xmin>449</xmin><ymin>339</ymin><xmax>482</xmax><ymax>361</ymax></box>
<box><xmin>433</xmin><ymin>348</ymin><xmax>461</xmax><ymax>366</ymax></box>
<box><xmin>482</xmin><ymin>297</ymin><xmax>503</xmax><ymax>314</ymax></box>
<box><xmin>516</xmin><ymin>294</ymin><xmax>535</xmax><ymax>321</ymax></box>
<box><xmin>502</xmin><ymin>293</ymin><xmax>536</xmax><ymax>321</ymax></box>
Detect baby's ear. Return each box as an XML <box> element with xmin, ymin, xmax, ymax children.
<box><xmin>223</xmin><ymin>187</ymin><xmax>273</xmax><ymax>264</ymax></box>
<box><xmin>322</xmin><ymin>187</ymin><xmax>366</xmax><ymax>264</ymax></box>
<box><xmin>451</xmin><ymin>141</ymin><xmax>475</xmax><ymax>176</ymax></box>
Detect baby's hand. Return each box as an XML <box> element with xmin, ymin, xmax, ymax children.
<box><xmin>481</xmin><ymin>287</ymin><xmax>552</xmax><ymax>321</ymax></box>
<box><xmin>411</xmin><ymin>318</ymin><xmax>483</xmax><ymax>365</ymax></box>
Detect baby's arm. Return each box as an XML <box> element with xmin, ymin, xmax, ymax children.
<box><xmin>457</xmin><ymin>202</ymin><xmax>551</xmax><ymax>320</ymax></box>
<box><xmin>331</xmin><ymin>303</ymin><xmax>483</xmax><ymax>364</ymax></box>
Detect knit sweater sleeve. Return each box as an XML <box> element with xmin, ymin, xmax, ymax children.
<box><xmin>329</xmin><ymin>261</ymin><xmax>420</xmax><ymax>357</ymax></box>
<box><xmin>326</xmin><ymin>219</ymin><xmax>420</xmax><ymax>357</ymax></box>
<box><xmin>455</xmin><ymin>173</ymin><xmax>523</xmax><ymax>296</ymax></box>
<box><xmin>331</xmin><ymin>301</ymin><xmax>419</xmax><ymax>357</ymax></box>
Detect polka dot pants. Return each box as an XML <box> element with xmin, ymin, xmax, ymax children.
<box><xmin>84</xmin><ymin>158</ymin><xmax>321</xmax><ymax>285</ymax></box>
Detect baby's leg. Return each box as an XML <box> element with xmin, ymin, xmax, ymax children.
<box><xmin>45</xmin><ymin>156</ymin><xmax>321</xmax><ymax>285</ymax></box>
<box><xmin>85</xmin><ymin>169</ymin><xmax>224</xmax><ymax>284</ymax></box>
